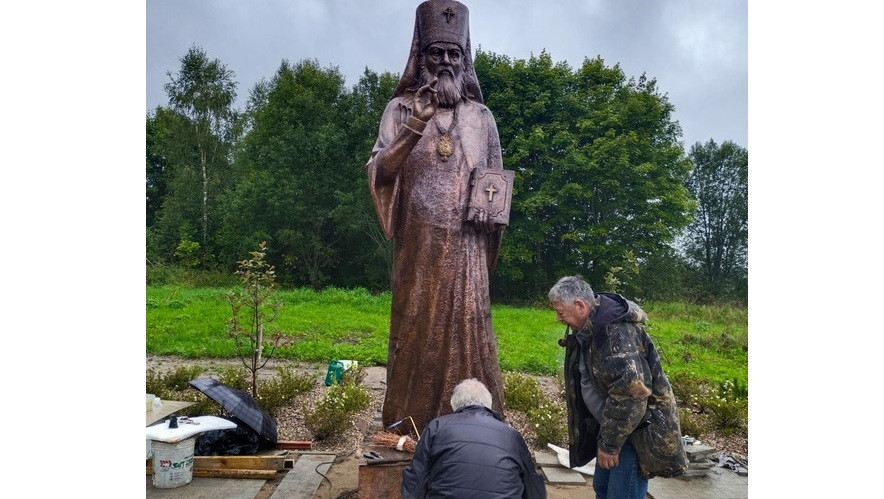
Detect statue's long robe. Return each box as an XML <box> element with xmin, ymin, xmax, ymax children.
<box><xmin>366</xmin><ymin>96</ymin><xmax>505</xmax><ymax>432</ymax></box>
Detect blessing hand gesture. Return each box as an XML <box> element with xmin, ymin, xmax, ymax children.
<box><xmin>412</xmin><ymin>78</ymin><xmax>439</xmax><ymax>122</ymax></box>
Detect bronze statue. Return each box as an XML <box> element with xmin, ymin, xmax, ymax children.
<box><xmin>366</xmin><ymin>0</ymin><xmax>506</xmax><ymax>433</ymax></box>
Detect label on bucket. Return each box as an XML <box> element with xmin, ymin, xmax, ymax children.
<box><xmin>152</xmin><ymin>438</ymin><xmax>195</xmax><ymax>488</ymax></box>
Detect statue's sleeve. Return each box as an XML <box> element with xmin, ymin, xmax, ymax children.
<box><xmin>485</xmin><ymin>108</ymin><xmax>505</xmax><ymax>272</ymax></box>
<box><xmin>366</xmin><ymin>99</ymin><xmax>425</xmax><ymax>241</ymax></box>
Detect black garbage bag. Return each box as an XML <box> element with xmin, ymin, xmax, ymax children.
<box><xmin>194</xmin><ymin>416</ymin><xmax>274</xmax><ymax>456</ymax></box>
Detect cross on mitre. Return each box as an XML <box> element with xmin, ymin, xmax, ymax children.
<box><xmin>443</xmin><ymin>6</ymin><xmax>456</xmax><ymax>23</ymax></box>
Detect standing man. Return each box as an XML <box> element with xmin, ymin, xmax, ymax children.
<box><xmin>401</xmin><ymin>379</ymin><xmax>547</xmax><ymax>499</ymax></box>
<box><xmin>366</xmin><ymin>0</ymin><xmax>506</xmax><ymax>433</ymax></box>
<box><xmin>548</xmin><ymin>276</ymin><xmax>687</xmax><ymax>499</ymax></box>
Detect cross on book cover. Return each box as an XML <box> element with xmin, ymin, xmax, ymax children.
<box><xmin>464</xmin><ymin>169</ymin><xmax>514</xmax><ymax>226</ymax></box>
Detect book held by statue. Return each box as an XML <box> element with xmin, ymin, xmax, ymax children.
<box><xmin>463</xmin><ymin>169</ymin><xmax>514</xmax><ymax>226</ymax></box>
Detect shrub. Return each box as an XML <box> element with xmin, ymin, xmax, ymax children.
<box><xmin>678</xmin><ymin>407</ymin><xmax>709</xmax><ymax>438</ymax></box>
<box><xmin>146</xmin><ymin>264</ymin><xmax>188</xmax><ymax>286</ymax></box>
<box><xmin>146</xmin><ymin>367</ymin><xmax>166</xmax><ymax>396</ymax></box>
<box><xmin>146</xmin><ymin>366</ymin><xmax>217</xmax><ymax>417</ymax></box>
<box><xmin>527</xmin><ymin>399</ymin><xmax>566</xmax><ymax>447</ymax></box>
<box><xmin>341</xmin><ymin>364</ymin><xmax>367</xmax><ymax>386</ymax></box>
<box><xmin>305</xmin><ymin>378</ymin><xmax>372</xmax><ymax>439</ymax></box>
<box><xmin>146</xmin><ymin>365</ymin><xmax>203</xmax><ymax>397</ymax></box>
<box><xmin>698</xmin><ymin>379</ymin><xmax>747</xmax><ymax>435</ymax></box>
<box><xmin>163</xmin><ymin>365</ymin><xmax>204</xmax><ymax>391</ymax></box>
<box><xmin>668</xmin><ymin>371</ymin><xmax>704</xmax><ymax>403</ymax></box>
<box><xmin>216</xmin><ymin>366</ymin><xmax>250</xmax><ymax>391</ymax></box>
<box><xmin>257</xmin><ymin>366</ymin><xmax>317</xmax><ymax>417</ymax></box>
<box><xmin>175</xmin><ymin>390</ymin><xmax>220</xmax><ymax>417</ymax></box>
<box><xmin>503</xmin><ymin>371</ymin><xmax>545</xmax><ymax>412</ymax></box>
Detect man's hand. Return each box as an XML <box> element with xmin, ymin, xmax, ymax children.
<box><xmin>472</xmin><ymin>208</ymin><xmax>496</xmax><ymax>233</ymax></box>
<box><xmin>596</xmin><ymin>448</ymin><xmax>619</xmax><ymax>470</ymax></box>
<box><xmin>412</xmin><ymin>78</ymin><xmax>439</xmax><ymax>122</ymax></box>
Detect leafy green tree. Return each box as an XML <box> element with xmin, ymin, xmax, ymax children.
<box><xmin>159</xmin><ymin>45</ymin><xmax>240</xmax><ymax>263</ymax></box>
<box><xmin>220</xmin><ymin>60</ymin><xmax>351</xmax><ymax>288</ymax></box>
<box><xmin>475</xmin><ymin>50</ymin><xmax>695</xmax><ymax>300</ymax></box>
<box><xmin>685</xmin><ymin>139</ymin><xmax>748</xmax><ymax>299</ymax></box>
<box><xmin>329</xmin><ymin>68</ymin><xmax>400</xmax><ymax>290</ymax></box>
<box><xmin>147</xmin><ymin>106</ymin><xmax>201</xmax><ymax>261</ymax></box>
<box><xmin>146</xmin><ymin>115</ymin><xmax>168</xmax><ymax>228</ymax></box>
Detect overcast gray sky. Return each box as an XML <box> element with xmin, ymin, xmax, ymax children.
<box><xmin>147</xmin><ymin>0</ymin><xmax>746</xmax><ymax>149</ymax></box>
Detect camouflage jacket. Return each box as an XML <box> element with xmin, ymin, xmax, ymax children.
<box><xmin>563</xmin><ymin>293</ymin><xmax>687</xmax><ymax>478</ymax></box>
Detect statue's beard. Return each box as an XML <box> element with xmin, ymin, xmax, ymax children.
<box><xmin>422</xmin><ymin>67</ymin><xmax>464</xmax><ymax>108</ymax></box>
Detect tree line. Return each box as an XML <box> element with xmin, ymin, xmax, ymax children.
<box><xmin>147</xmin><ymin>45</ymin><xmax>747</xmax><ymax>304</ymax></box>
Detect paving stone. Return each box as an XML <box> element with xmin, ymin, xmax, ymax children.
<box><xmin>688</xmin><ymin>461</ymin><xmax>715</xmax><ymax>470</ymax></box>
<box><xmin>685</xmin><ymin>444</ymin><xmax>717</xmax><ymax>462</ymax></box>
<box><xmin>540</xmin><ymin>466</ymin><xmax>587</xmax><ymax>485</ymax></box>
<box><xmin>533</xmin><ymin>451</ymin><xmax>561</xmax><ymax>467</ymax></box>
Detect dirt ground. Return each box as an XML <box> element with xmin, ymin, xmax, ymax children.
<box><xmin>147</xmin><ymin>355</ymin><xmax>745</xmax><ymax>498</ymax></box>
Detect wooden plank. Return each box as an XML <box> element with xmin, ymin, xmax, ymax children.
<box><xmin>270</xmin><ymin>453</ymin><xmax>335</xmax><ymax>499</ymax></box>
<box><xmin>147</xmin><ymin>467</ymin><xmax>277</xmax><ymax>479</ymax></box>
<box><xmin>193</xmin><ymin>469</ymin><xmax>277</xmax><ymax>479</ymax></box>
<box><xmin>193</xmin><ymin>455</ymin><xmax>285</xmax><ymax>470</ymax></box>
<box><xmin>276</xmin><ymin>440</ymin><xmax>313</xmax><ymax>450</ymax></box>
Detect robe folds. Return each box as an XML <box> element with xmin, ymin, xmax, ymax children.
<box><xmin>366</xmin><ymin>96</ymin><xmax>506</xmax><ymax>432</ymax></box>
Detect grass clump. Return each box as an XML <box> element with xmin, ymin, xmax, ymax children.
<box><xmin>503</xmin><ymin>371</ymin><xmax>545</xmax><ymax>412</ymax></box>
<box><xmin>305</xmin><ymin>374</ymin><xmax>372</xmax><ymax>439</ymax></box>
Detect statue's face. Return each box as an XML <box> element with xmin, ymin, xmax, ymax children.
<box><xmin>423</xmin><ymin>42</ymin><xmax>464</xmax><ymax>80</ymax></box>
<box><xmin>422</xmin><ymin>42</ymin><xmax>465</xmax><ymax>107</ymax></box>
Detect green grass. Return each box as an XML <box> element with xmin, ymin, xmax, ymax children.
<box><xmin>147</xmin><ymin>286</ymin><xmax>747</xmax><ymax>386</ymax></box>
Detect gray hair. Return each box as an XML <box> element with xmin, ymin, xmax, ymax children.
<box><xmin>450</xmin><ymin>378</ymin><xmax>493</xmax><ymax>411</ymax></box>
<box><xmin>548</xmin><ymin>276</ymin><xmax>598</xmax><ymax>306</ymax></box>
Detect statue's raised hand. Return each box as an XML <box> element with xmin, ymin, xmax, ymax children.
<box><xmin>412</xmin><ymin>78</ymin><xmax>439</xmax><ymax>122</ymax></box>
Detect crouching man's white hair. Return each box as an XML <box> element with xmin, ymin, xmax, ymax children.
<box><xmin>450</xmin><ymin>378</ymin><xmax>493</xmax><ymax>411</ymax></box>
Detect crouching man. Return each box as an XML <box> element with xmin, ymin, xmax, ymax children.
<box><xmin>401</xmin><ymin>378</ymin><xmax>547</xmax><ymax>499</ymax></box>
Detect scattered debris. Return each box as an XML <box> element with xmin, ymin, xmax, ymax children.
<box><xmin>717</xmin><ymin>451</ymin><xmax>748</xmax><ymax>476</ymax></box>
<box><xmin>370</xmin><ymin>431</ymin><xmax>417</xmax><ymax>452</ymax></box>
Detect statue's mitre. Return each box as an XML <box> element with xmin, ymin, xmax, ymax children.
<box><xmin>416</xmin><ymin>0</ymin><xmax>469</xmax><ymax>51</ymax></box>
<box><xmin>393</xmin><ymin>0</ymin><xmax>483</xmax><ymax>103</ymax></box>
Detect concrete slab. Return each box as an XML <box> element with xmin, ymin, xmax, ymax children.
<box><xmin>146</xmin><ymin>401</ymin><xmax>196</xmax><ymax>426</ymax></box>
<box><xmin>270</xmin><ymin>453</ymin><xmax>335</xmax><ymax>499</ymax></box>
<box><xmin>533</xmin><ymin>451</ymin><xmax>561</xmax><ymax>467</ymax></box>
<box><xmin>685</xmin><ymin>444</ymin><xmax>717</xmax><ymax>462</ymax></box>
<box><xmin>648</xmin><ymin>467</ymin><xmax>748</xmax><ymax>499</ymax></box>
<box><xmin>146</xmin><ymin>476</ymin><xmax>265</xmax><ymax>498</ymax></box>
<box><xmin>541</xmin><ymin>466</ymin><xmax>588</xmax><ymax>485</ymax></box>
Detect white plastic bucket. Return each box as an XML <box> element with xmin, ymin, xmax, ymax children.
<box><xmin>151</xmin><ymin>437</ymin><xmax>195</xmax><ymax>488</ymax></box>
